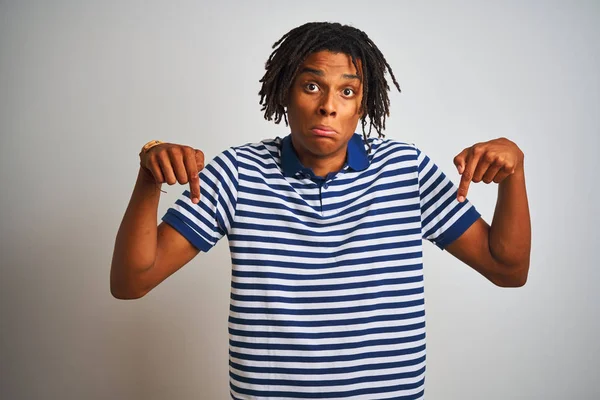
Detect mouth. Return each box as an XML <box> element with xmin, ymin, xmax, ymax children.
<box><xmin>311</xmin><ymin>125</ymin><xmax>337</xmax><ymax>137</ymax></box>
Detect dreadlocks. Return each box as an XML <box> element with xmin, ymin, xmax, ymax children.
<box><xmin>258</xmin><ymin>22</ymin><xmax>401</xmax><ymax>147</ymax></box>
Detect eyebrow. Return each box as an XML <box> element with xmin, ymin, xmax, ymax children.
<box><xmin>299</xmin><ymin>67</ymin><xmax>361</xmax><ymax>81</ymax></box>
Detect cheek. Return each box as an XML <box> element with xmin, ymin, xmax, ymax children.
<box><xmin>355</xmin><ymin>96</ymin><xmax>363</xmax><ymax>116</ymax></box>
<box><xmin>344</xmin><ymin>97</ymin><xmax>362</xmax><ymax>116</ymax></box>
<box><xmin>346</xmin><ymin>100</ymin><xmax>362</xmax><ymax>120</ymax></box>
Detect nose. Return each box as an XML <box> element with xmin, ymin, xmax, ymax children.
<box><xmin>319</xmin><ymin>92</ymin><xmax>336</xmax><ymax>117</ymax></box>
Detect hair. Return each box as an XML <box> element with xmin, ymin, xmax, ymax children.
<box><xmin>258</xmin><ymin>22</ymin><xmax>401</xmax><ymax>147</ymax></box>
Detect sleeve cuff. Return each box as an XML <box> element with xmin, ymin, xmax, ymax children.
<box><xmin>433</xmin><ymin>206</ymin><xmax>481</xmax><ymax>250</ymax></box>
<box><xmin>162</xmin><ymin>209</ymin><xmax>213</xmax><ymax>252</ymax></box>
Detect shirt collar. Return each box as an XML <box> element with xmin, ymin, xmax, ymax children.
<box><xmin>281</xmin><ymin>133</ymin><xmax>369</xmax><ymax>178</ymax></box>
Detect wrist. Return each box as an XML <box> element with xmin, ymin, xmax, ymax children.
<box><xmin>139</xmin><ymin>164</ymin><xmax>156</xmax><ymax>184</ymax></box>
<box><xmin>138</xmin><ymin>140</ymin><xmax>167</xmax><ymax>189</ymax></box>
<box><xmin>500</xmin><ymin>162</ymin><xmax>526</xmax><ymax>189</ymax></box>
<box><xmin>514</xmin><ymin>157</ymin><xmax>525</xmax><ymax>176</ymax></box>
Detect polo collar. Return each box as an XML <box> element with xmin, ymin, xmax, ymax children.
<box><xmin>281</xmin><ymin>133</ymin><xmax>369</xmax><ymax>178</ymax></box>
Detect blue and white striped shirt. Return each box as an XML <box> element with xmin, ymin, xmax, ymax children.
<box><xmin>163</xmin><ymin>133</ymin><xmax>480</xmax><ymax>399</ymax></box>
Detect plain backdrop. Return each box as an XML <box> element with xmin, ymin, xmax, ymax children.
<box><xmin>1</xmin><ymin>1</ymin><xmax>599</xmax><ymax>399</ymax></box>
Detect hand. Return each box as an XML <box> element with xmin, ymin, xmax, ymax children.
<box><xmin>453</xmin><ymin>137</ymin><xmax>524</xmax><ymax>202</ymax></box>
<box><xmin>140</xmin><ymin>143</ymin><xmax>204</xmax><ymax>204</ymax></box>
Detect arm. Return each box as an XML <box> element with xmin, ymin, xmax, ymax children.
<box><xmin>110</xmin><ymin>144</ymin><xmax>204</xmax><ymax>299</ymax></box>
<box><xmin>445</xmin><ymin>138</ymin><xmax>531</xmax><ymax>287</ymax></box>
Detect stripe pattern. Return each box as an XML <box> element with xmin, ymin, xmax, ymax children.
<box><xmin>163</xmin><ymin>135</ymin><xmax>480</xmax><ymax>399</ymax></box>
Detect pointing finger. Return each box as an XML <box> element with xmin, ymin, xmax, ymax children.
<box><xmin>184</xmin><ymin>148</ymin><xmax>201</xmax><ymax>204</ymax></box>
<box><xmin>457</xmin><ymin>148</ymin><xmax>480</xmax><ymax>202</ymax></box>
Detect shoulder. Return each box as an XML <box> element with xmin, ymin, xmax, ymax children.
<box><xmin>206</xmin><ymin>137</ymin><xmax>281</xmax><ymax>164</ymax></box>
<box><xmin>366</xmin><ymin>136</ymin><xmax>421</xmax><ymax>165</ymax></box>
<box><xmin>225</xmin><ymin>137</ymin><xmax>284</xmax><ymax>175</ymax></box>
<box><xmin>232</xmin><ymin>137</ymin><xmax>281</xmax><ymax>158</ymax></box>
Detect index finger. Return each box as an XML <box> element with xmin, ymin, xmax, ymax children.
<box><xmin>183</xmin><ymin>149</ymin><xmax>201</xmax><ymax>204</ymax></box>
<box><xmin>457</xmin><ymin>149</ymin><xmax>478</xmax><ymax>202</ymax></box>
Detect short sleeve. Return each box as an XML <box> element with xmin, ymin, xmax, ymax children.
<box><xmin>162</xmin><ymin>148</ymin><xmax>238</xmax><ymax>252</ymax></box>
<box><xmin>416</xmin><ymin>147</ymin><xmax>480</xmax><ymax>249</ymax></box>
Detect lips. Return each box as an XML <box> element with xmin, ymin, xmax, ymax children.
<box><xmin>311</xmin><ymin>125</ymin><xmax>337</xmax><ymax>136</ymax></box>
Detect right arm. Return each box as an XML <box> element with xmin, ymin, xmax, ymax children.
<box><xmin>110</xmin><ymin>144</ymin><xmax>204</xmax><ymax>299</ymax></box>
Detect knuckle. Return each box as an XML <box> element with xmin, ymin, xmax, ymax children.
<box><xmin>183</xmin><ymin>146</ymin><xmax>194</xmax><ymax>157</ymax></box>
<box><xmin>150</xmin><ymin>145</ymin><xmax>166</xmax><ymax>157</ymax></box>
<box><xmin>156</xmin><ymin>151</ymin><xmax>169</xmax><ymax>164</ymax></box>
<box><xmin>167</xmin><ymin>146</ymin><xmax>182</xmax><ymax>158</ymax></box>
<box><xmin>147</xmin><ymin>153</ymin><xmax>158</xmax><ymax>165</ymax></box>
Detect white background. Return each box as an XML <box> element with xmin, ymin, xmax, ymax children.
<box><xmin>1</xmin><ymin>1</ymin><xmax>598</xmax><ymax>399</ymax></box>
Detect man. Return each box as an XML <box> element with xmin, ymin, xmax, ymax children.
<box><xmin>111</xmin><ymin>22</ymin><xmax>530</xmax><ymax>400</ymax></box>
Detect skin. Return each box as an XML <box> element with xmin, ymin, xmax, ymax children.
<box><xmin>110</xmin><ymin>50</ymin><xmax>530</xmax><ymax>299</ymax></box>
<box><xmin>110</xmin><ymin>148</ymin><xmax>202</xmax><ymax>299</ymax></box>
<box><xmin>286</xmin><ymin>51</ymin><xmax>363</xmax><ymax>177</ymax></box>
<box><xmin>447</xmin><ymin>138</ymin><xmax>531</xmax><ymax>287</ymax></box>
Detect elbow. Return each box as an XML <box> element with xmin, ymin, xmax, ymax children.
<box><xmin>494</xmin><ymin>274</ymin><xmax>528</xmax><ymax>288</ymax></box>
<box><xmin>492</xmin><ymin>262</ymin><xmax>530</xmax><ymax>288</ymax></box>
<box><xmin>110</xmin><ymin>270</ymin><xmax>150</xmax><ymax>300</ymax></box>
<box><xmin>111</xmin><ymin>286</ymin><xmax>147</xmax><ymax>300</ymax></box>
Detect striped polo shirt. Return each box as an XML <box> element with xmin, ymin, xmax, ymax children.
<box><xmin>163</xmin><ymin>133</ymin><xmax>480</xmax><ymax>399</ymax></box>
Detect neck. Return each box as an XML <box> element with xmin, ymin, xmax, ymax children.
<box><xmin>301</xmin><ymin>155</ymin><xmax>345</xmax><ymax>178</ymax></box>
<box><xmin>289</xmin><ymin>136</ymin><xmax>348</xmax><ymax>178</ymax></box>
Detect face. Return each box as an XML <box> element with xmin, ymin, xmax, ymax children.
<box><xmin>286</xmin><ymin>50</ymin><xmax>363</xmax><ymax>174</ymax></box>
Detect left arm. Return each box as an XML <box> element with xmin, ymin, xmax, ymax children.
<box><xmin>445</xmin><ymin>137</ymin><xmax>531</xmax><ymax>287</ymax></box>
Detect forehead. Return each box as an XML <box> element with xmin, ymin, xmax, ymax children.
<box><xmin>300</xmin><ymin>50</ymin><xmax>362</xmax><ymax>75</ymax></box>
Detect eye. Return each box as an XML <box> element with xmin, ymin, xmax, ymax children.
<box><xmin>342</xmin><ymin>88</ymin><xmax>355</xmax><ymax>97</ymax></box>
<box><xmin>305</xmin><ymin>83</ymin><xmax>319</xmax><ymax>92</ymax></box>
